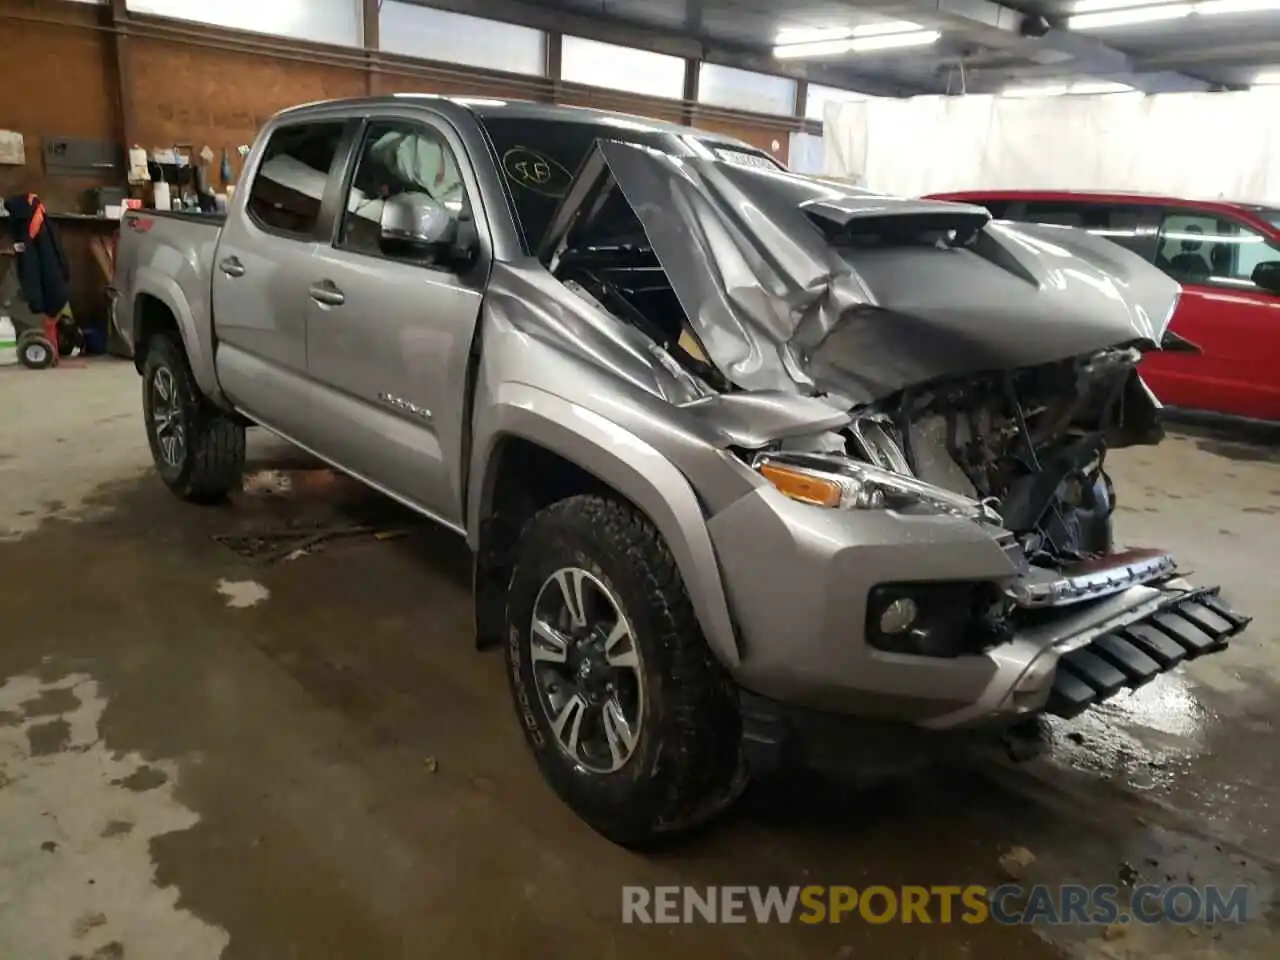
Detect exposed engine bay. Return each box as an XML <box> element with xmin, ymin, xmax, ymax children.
<box><xmin>553</xmin><ymin>236</ymin><xmax>1160</xmax><ymax>560</ymax></box>
<box><xmin>552</xmin><ymin>235</ymin><xmax>1181</xmax><ymax>622</ymax></box>
<box><xmin>844</xmin><ymin>346</ymin><xmax>1154</xmax><ymax>566</ymax></box>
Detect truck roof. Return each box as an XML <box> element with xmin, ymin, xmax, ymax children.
<box><xmin>276</xmin><ymin>94</ymin><xmax>703</xmax><ymax>138</ymax></box>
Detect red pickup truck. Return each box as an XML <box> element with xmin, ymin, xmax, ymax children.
<box><xmin>927</xmin><ymin>190</ymin><xmax>1280</xmax><ymax>423</ymax></box>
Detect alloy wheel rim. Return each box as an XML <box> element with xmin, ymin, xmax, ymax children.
<box><xmin>26</xmin><ymin>344</ymin><xmax>49</xmax><ymax>366</ymax></box>
<box><xmin>151</xmin><ymin>366</ymin><xmax>186</xmax><ymax>468</ymax></box>
<box><xmin>530</xmin><ymin>567</ymin><xmax>645</xmax><ymax>774</ymax></box>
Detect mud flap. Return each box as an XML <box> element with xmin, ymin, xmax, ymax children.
<box><xmin>1046</xmin><ymin>588</ymin><xmax>1251</xmax><ymax>719</ymax></box>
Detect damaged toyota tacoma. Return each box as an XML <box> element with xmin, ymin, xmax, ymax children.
<box><xmin>114</xmin><ymin>97</ymin><xmax>1250</xmax><ymax>845</ymax></box>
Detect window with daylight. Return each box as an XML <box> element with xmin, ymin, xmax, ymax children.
<box><xmin>698</xmin><ymin>64</ymin><xmax>797</xmax><ymax>116</ymax></box>
<box><xmin>125</xmin><ymin>0</ymin><xmax>361</xmax><ymax>46</ymax></box>
<box><xmin>805</xmin><ymin>84</ymin><xmax>866</xmax><ymax>123</ymax></box>
<box><xmin>380</xmin><ymin>3</ymin><xmax>546</xmax><ymax>76</ymax></box>
<box><xmin>560</xmin><ymin>36</ymin><xmax>687</xmax><ymax>100</ymax></box>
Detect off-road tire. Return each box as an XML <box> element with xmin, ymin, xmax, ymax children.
<box><xmin>505</xmin><ymin>494</ymin><xmax>745</xmax><ymax>846</ymax></box>
<box><xmin>142</xmin><ymin>332</ymin><xmax>245</xmax><ymax>503</ymax></box>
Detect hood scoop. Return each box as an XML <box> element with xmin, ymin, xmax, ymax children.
<box><xmin>801</xmin><ymin>197</ymin><xmax>991</xmax><ymax>247</ymax></box>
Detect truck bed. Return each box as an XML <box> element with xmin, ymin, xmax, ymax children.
<box><xmin>115</xmin><ymin>208</ymin><xmax>227</xmax><ymax>392</ymax></box>
<box><xmin>125</xmin><ymin>208</ymin><xmax>227</xmax><ymax>228</ymax></box>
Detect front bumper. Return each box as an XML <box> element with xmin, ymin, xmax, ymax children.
<box><xmin>1044</xmin><ymin>586</ymin><xmax>1249</xmax><ymax>718</ymax></box>
<box><xmin>706</xmin><ymin>485</ymin><xmax>1250</xmax><ymax>730</ymax></box>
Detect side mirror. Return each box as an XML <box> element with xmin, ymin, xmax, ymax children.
<box><xmin>379</xmin><ymin>193</ymin><xmax>456</xmax><ymax>258</ymax></box>
<box><xmin>1251</xmin><ymin>260</ymin><xmax>1280</xmax><ymax>294</ymax></box>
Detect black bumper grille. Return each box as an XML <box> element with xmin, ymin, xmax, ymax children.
<box><xmin>1046</xmin><ymin>589</ymin><xmax>1251</xmax><ymax>719</ymax></box>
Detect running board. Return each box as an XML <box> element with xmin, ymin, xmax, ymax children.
<box><xmin>1046</xmin><ymin>588</ymin><xmax>1251</xmax><ymax>720</ymax></box>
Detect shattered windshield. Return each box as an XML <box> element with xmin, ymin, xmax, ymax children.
<box><xmin>475</xmin><ymin>115</ymin><xmax>778</xmax><ymax>252</ymax></box>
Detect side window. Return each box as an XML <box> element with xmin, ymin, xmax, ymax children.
<box><xmin>1157</xmin><ymin>210</ymin><xmax>1280</xmax><ymax>290</ymax></box>
<box><xmin>247</xmin><ymin>122</ymin><xmax>346</xmax><ymax>237</ymax></box>
<box><xmin>1020</xmin><ymin>200</ymin><xmax>1084</xmax><ymax>227</ymax></box>
<box><xmin>337</xmin><ymin>121</ymin><xmax>473</xmax><ymax>271</ymax></box>
<box><xmin>1020</xmin><ymin>201</ymin><xmax>1158</xmax><ymax>258</ymax></box>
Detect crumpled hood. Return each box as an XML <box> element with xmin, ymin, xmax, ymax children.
<box><xmin>591</xmin><ymin>140</ymin><xmax>1180</xmax><ymax>405</ymax></box>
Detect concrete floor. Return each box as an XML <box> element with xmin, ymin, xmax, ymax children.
<box><xmin>1</xmin><ymin>359</ymin><xmax>1277</xmax><ymax>960</ymax></box>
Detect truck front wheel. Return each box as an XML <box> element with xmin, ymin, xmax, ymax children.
<box><xmin>142</xmin><ymin>332</ymin><xmax>246</xmax><ymax>503</ymax></box>
<box><xmin>504</xmin><ymin>494</ymin><xmax>744</xmax><ymax>846</ymax></box>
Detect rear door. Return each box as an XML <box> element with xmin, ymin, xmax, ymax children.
<box><xmin>211</xmin><ymin>119</ymin><xmax>352</xmax><ymax>441</ymax></box>
<box><xmin>303</xmin><ymin>113</ymin><xmax>490</xmax><ymax>527</ymax></box>
<box><xmin>1143</xmin><ymin>208</ymin><xmax>1280</xmax><ymax>420</ymax></box>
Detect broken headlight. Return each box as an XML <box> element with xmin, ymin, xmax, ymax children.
<box><xmin>753</xmin><ymin>452</ymin><xmax>1002</xmax><ymax>525</ymax></box>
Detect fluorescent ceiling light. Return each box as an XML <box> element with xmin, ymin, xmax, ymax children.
<box><xmin>851</xmin><ymin>20</ymin><xmax>924</xmax><ymax>37</ymax></box>
<box><xmin>1003</xmin><ymin>79</ymin><xmax>1136</xmax><ymax>96</ymax></box>
<box><xmin>774</xmin><ymin>26</ymin><xmax>852</xmax><ymax>45</ymax></box>
<box><xmin>774</xmin><ymin>20</ymin><xmax>923</xmax><ymax>45</ymax></box>
<box><xmin>1069</xmin><ymin>80</ymin><xmax>1138</xmax><ymax>93</ymax></box>
<box><xmin>773</xmin><ymin>29</ymin><xmax>940</xmax><ymax>59</ymax></box>
<box><xmin>1070</xmin><ymin>0</ymin><xmax>1280</xmax><ymax>29</ymax></box>
<box><xmin>1069</xmin><ymin>3</ymin><xmax>1193</xmax><ymax>28</ymax></box>
<box><xmin>774</xmin><ymin>38</ymin><xmax>857</xmax><ymax>58</ymax></box>
<box><xmin>851</xmin><ymin>29</ymin><xmax>940</xmax><ymax>52</ymax></box>
<box><xmin>1198</xmin><ymin>0</ymin><xmax>1280</xmax><ymax>13</ymax></box>
<box><xmin>1072</xmin><ymin>0</ymin><xmax>1182</xmax><ymax>11</ymax></box>
<box><xmin>1004</xmin><ymin>83</ymin><xmax>1072</xmax><ymax>97</ymax></box>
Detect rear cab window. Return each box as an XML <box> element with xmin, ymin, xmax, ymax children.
<box><xmin>246</xmin><ymin>122</ymin><xmax>347</xmax><ymax>238</ymax></box>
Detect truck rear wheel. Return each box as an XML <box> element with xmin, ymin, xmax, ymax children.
<box><xmin>142</xmin><ymin>332</ymin><xmax>245</xmax><ymax>503</ymax></box>
<box><xmin>504</xmin><ymin>494</ymin><xmax>744</xmax><ymax>846</ymax></box>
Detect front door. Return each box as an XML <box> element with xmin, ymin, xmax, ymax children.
<box><xmin>211</xmin><ymin>119</ymin><xmax>349</xmax><ymax>441</ymax></box>
<box><xmin>304</xmin><ymin>116</ymin><xmax>488</xmax><ymax>527</ymax></box>
<box><xmin>1142</xmin><ymin>209</ymin><xmax>1280</xmax><ymax>421</ymax></box>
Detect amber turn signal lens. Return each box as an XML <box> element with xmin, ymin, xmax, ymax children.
<box><xmin>758</xmin><ymin>462</ymin><xmax>843</xmax><ymax>508</ymax></box>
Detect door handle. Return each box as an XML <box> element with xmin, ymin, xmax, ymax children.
<box><xmin>219</xmin><ymin>256</ymin><xmax>245</xmax><ymax>278</ymax></box>
<box><xmin>308</xmin><ymin>281</ymin><xmax>345</xmax><ymax>307</ymax></box>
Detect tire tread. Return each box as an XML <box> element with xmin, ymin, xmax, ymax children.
<box><xmin>143</xmin><ymin>332</ymin><xmax>245</xmax><ymax>503</ymax></box>
<box><xmin>509</xmin><ymin>493</ymin><xmax>744</xmax><ymax>845</ymax></box>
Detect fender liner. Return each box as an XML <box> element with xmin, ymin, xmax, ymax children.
<box><xmin>469</xmin><ymin>382</ymin><xmax>741</xmax><ymax>669</ymax></box>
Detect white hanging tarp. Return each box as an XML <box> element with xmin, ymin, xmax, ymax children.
<box><xmin>823</xmin><ymin>89</ymin><xmax>1280</xmax><ymax>202</ymax></box>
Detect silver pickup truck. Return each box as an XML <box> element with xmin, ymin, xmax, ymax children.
<box><xmin>115</xmin><ymin>96</ymin><xmax>1250</xmax><ymax>845</ymax></box>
